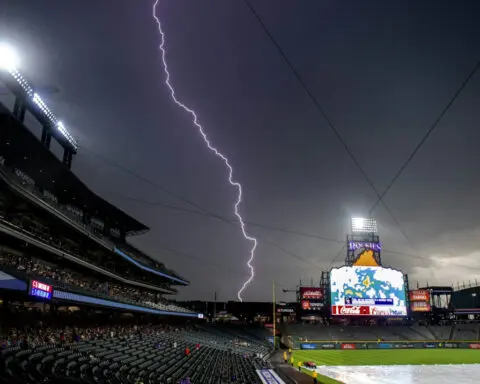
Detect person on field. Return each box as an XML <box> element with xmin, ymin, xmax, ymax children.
<box><xmin>283</xmin><ymin>351</ymin><xmax>287</xmax><ymax>364</ymax></box>
<box><xmin>312</xmin><ymin>371</ymin><xmax>318</xmax><ymax>384</ymax></box>
<box><xmin>297</xmin><ymin>361</ymin><xmax>302</xmax><ymax>371</ymax></box>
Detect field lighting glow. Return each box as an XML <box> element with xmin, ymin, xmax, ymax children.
<box><xmin>0</xmin><ymin>43</ymin><xmax>78</xmax><ymax>150</ymax></box>
<box><xmin>0</xmin><ymin>43</ymin><xmax>19</xmax><ymax>72</ymax></box>
<box><xmin>351</xmin><ymin>217</ymin><xmax>377</xmax><ymax>233</ymax></box>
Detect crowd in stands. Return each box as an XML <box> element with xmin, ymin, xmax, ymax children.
<box><xmin>0</xmin><ymin>162</ymin><xmax>181</xmax><ymax>279</ymax></box>
<box><xmin>0</xmin><ymin>249</ymin><xmax>191</xmax><ymax>314</ymax></box>
<box><xmin>0</xmin><ymin>309</ymin><xmax>271</xmax><ymax>383</ymax></box>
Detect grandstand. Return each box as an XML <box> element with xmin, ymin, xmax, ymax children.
<box><xmin>285</xmin><ymin>323</ymin><xmax>480</xmax><ymax>343</ymax></box>
<box><xmin>0</xmin><ymin>56</ymin><xmax>280</xmax><ymax>384</ymax></box>
<box><xmin>0</xmin><ymin>310</ymin><xmax>272</xmax><ymax>384</ymax></box>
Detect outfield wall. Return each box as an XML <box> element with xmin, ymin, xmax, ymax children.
<box><xmin>296</xmin><ymin>341</ymin><xmax>480</xmax><ymax>350</ymax></box>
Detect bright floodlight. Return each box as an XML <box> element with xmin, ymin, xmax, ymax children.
<box><xmin>351</xmin><ymin>217</ymin><xmax>377</xmax><ymax>233</ymax></box>
<box><xmin>0</xmin><ymin>43</ymin><xmax>19</xmax><ymax>71</ymax></box>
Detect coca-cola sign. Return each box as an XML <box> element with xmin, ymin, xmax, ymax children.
<box><xmin>300</xmin><ymin>288</ymin><xmax>324</xmax><ymax>300</ymax></box>
<box><xmin>331</xmin><ymin>305</ymin><xmax>371</xmax><ymax>316</ymax></box>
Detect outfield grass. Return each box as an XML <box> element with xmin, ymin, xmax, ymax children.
<box><xmin>293</xmin><ymin>349</ymin><xmax>480</xmax><ymax>366</ymax></box>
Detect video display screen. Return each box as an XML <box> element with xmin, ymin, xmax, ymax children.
<box><xmin>330</xmin><ymin>266</ymin><xmax>407</xmax><ymax>316</ymax></box>
<box><xmin>299</xmin><ymin>287</ymin><xmax>324</xmax><ymax>312</ymax></box>
<box><xmin>409</xmin><ymin>290</ymin><xmax>431</xmax><ymax>312</ymax></box>
<box><xmin>29</xmin><ymin>280</ymin><xmax>53</xmax><ymax>300</ymax></box>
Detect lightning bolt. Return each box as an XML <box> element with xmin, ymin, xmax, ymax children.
<box><xmin>152</xmin><ymin>0</ymin><xmax>258</xmax><ymax>302</ymax></box>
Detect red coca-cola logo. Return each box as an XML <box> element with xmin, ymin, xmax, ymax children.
<box><xmin>332</xmin><ymin>306</ymin><xmax>370</xmax><ymax>316</ymax></box>
<box><xmin>341</xmin><ymin>343</ymin><xmax>356</xmax><ymax>349</ymax></box>
<box><xmin>469</xmin><ymin>344</ymin><xmax>480</xmax><ymax>349</ymax></box>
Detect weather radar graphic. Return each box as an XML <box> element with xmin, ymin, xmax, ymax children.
<box><xmin>331</xmin><ymin>266</ymin><xmax>407</xmax><ymax>316</ymax></box>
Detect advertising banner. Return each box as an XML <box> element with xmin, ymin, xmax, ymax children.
<box><xmin>277</xmin><ymin>308</ymin><xmax>295</xmax><ymax>313</ymax></box>
<box><xmin>411</xmin><ymin>301</ymin><xmax>431</xmax><ymax>312</ymax></box>
<box><xmin>331</xmin><ymin>305</ymin><xmax>371</xmax><ymax>316</ymax></box>
<box><xmin>300</xmin><ymin>343</ymin><xmax>317</xmax><ymax>350</ymax></box>
<box><xmin>300</xmin><ymin>287</ymin><xmax>324</xmax><ymax>314</ymax></box>
<box><xmin>330</xmin><ymin>266</ymin><xmax>407</xmax><ymax>316</ymax></box>
<box><xmin>29</xmin><ymin>280</ymin><xmax>53</xmax><ymax>300</ymax></box>
<box><xmin>409</xmin><ymin>290</ymin><xmax>431</xmax><ymax>312</ymax></box>
<box><xmin>444</xmin><ymin>343</ymin><xmax>460</xmax><ymax>349</ymax></box>
<box><xmin>317</xmin><ymin>343</ymin><xmax>336</xmax><ymax>349</ymax></box>
<box><xmin>409</xmin><ymin>290</ymin><xmax>429</xmax><ymax>301</ymax></box>
<box><xmin>378</xmin><ymin>343</ymin><xmax>393</xmax><ymax>349</ymax></box>
<box><xmin>293</xmin><ymin>341</ymin><xmax>480</xmax><ymax>351</ymax></box>
<box><xmin>393</xmin><ymin>343</ymin><xmax>415</xmax><ymax>349</ymax></box>
<box><xmin>256</xmin><ymin>369</ymin><xmax>286</xmax><ymax>384</ymax></box>
<box><xmin>300</xmin><ymin>287</ymin><xmax>324</xmax><ymax>300</ymax></box>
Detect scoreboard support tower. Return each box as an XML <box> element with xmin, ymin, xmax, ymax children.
<box><xmin>346</xmin><ymin>217</ymin><xmax>382</xmax><ymax>266</ymax></box>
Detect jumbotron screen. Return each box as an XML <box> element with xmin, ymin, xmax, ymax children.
<box><xmin>330</xmin><ymin>266</ymin><xmax>407</xmax><ymax>316</ymax></box>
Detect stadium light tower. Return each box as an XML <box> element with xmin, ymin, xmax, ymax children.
<box><xmin>0</xmin><ymin>43</ymin><xmax>19</xmax><ymax>72</ymax></box>
<box><xmin>0</xmin><ymin>42</ymin><xmax>78</xmax><ymax>154</ymax></box>
<box><xmin>351</xmin><ymin>217</ymin><xmax>377</xmax><ymax>234</ymax></box>
<box><xmin>347</xmin><ymin>217</ymin><xmax>381</xmax><ymax>266</ymax></box>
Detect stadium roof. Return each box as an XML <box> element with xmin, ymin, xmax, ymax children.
<box><xmin>0</xmin><ymin>103</ymin><xmax>149</xmax><ymax>235</ymax></box>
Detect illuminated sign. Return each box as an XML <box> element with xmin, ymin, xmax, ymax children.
<box><xmin>409</xmin><ymin>290</ymin><xmax>431</xmax><ymax>312</ymax></box>
<box><xmin>299</xmin><ymin>287</ymin><xmax>324</xmax><ymax>313</ymax></box>
<box><xmin>277</xmin><ymin>308</ymin><xmax>295</xmax><ymax>313</ymax></box>
<box><xmin>410</xmin><ymin>301</ymin><xmax>431</xmax><ymax>312</ymax></box>
<box><xmin>409</xmin><ymin>290</ymin><xmax>429</xmax><ymax>302</ymax></box>
<box><xmin>330</xmin><ymin>266</ymin><xmax>407</xmax><ymax>316</ymax></box>
<box><xmin>301</xmin><ymin>300</ymin><xmax>324</xmax><ymax>310</ymax></box>
<box><xmin>348</xmin><ymin>241</ymin><xmax>381</xmax><ymax>252</ymax></box>
<box><xmin>29</xmin><ymin>280</ymin><xmax>52</xmax><ymax>300</ymax></box>
<box><xmin>300</xmin><ymin>288</ymin><xmax>324</xmax><ymax>300</ymax></box>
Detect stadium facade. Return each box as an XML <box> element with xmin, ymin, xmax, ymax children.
<box><xmin>0</xmin><ymin>54</ymin><xmax>200</xmax><ymax>318</ymax></box>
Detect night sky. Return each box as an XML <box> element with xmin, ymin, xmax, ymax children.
<box><xmin>1</xmin><ymin>0</ymin><xmax>480</xmax><ymax>302</ymax></box>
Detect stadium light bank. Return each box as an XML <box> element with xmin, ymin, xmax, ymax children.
<box><xmin>351</xmin><ymin>217</ymin><xmax>378</xmax><ymax>234</ymax></box>
<box><xmin>0</xmin><ymin>43</ymin><xmax>77</xmax><ymax>151</ymax></box>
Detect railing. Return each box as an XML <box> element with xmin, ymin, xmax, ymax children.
<box><xmin>0</xmin><ymin>265</ymin><xmax>192</xmax><ymax>313</ymax></box>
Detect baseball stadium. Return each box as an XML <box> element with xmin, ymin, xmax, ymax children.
<box><xmin>1</xmin><ymin>4</ymin><xmax>480</xmax><ymax>384</ymax></box>
<box><xmin>274</xmin><ymin>218</ymin><xmax>480</xmax><ymax>384</ymax></box>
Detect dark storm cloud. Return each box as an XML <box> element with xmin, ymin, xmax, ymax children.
<box><xmin>1</xmin><ymin>0</ymin><xmax>480</xmax><ymax>301</ymax></box>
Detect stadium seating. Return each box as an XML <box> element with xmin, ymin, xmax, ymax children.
<box><xmin>452</xmin><ymin>324</ymin><xmax>479</xmax><ymax>340</ymax></box>
<box><xmin>0</xmin><ymin>247</ymin><xmax>192</xmax><ymax>315</ymax></box>
<box><xmin>428</xmin><ymin>325</ymin><xmax>454</xmax><ymax>340</ymax></box>
<box><xmin>0</xmin><ymin>162</ymin><xmax>184</xmax><ymax>285</ymax></box>
<box><xmin>0</xmin><ymin>325</ymin><xmax>271</xmax><ymax>384</ymax></box>
<box><xmin>285</xmin><ymin>324</ymin><xmax>469</xmax><ymax>342</ymax></box>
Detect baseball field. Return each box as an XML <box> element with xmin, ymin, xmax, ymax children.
<box><xmin>292</xmin><ymin>349</ymin><xmax>480</xmax><ymax>384</ymax></box>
